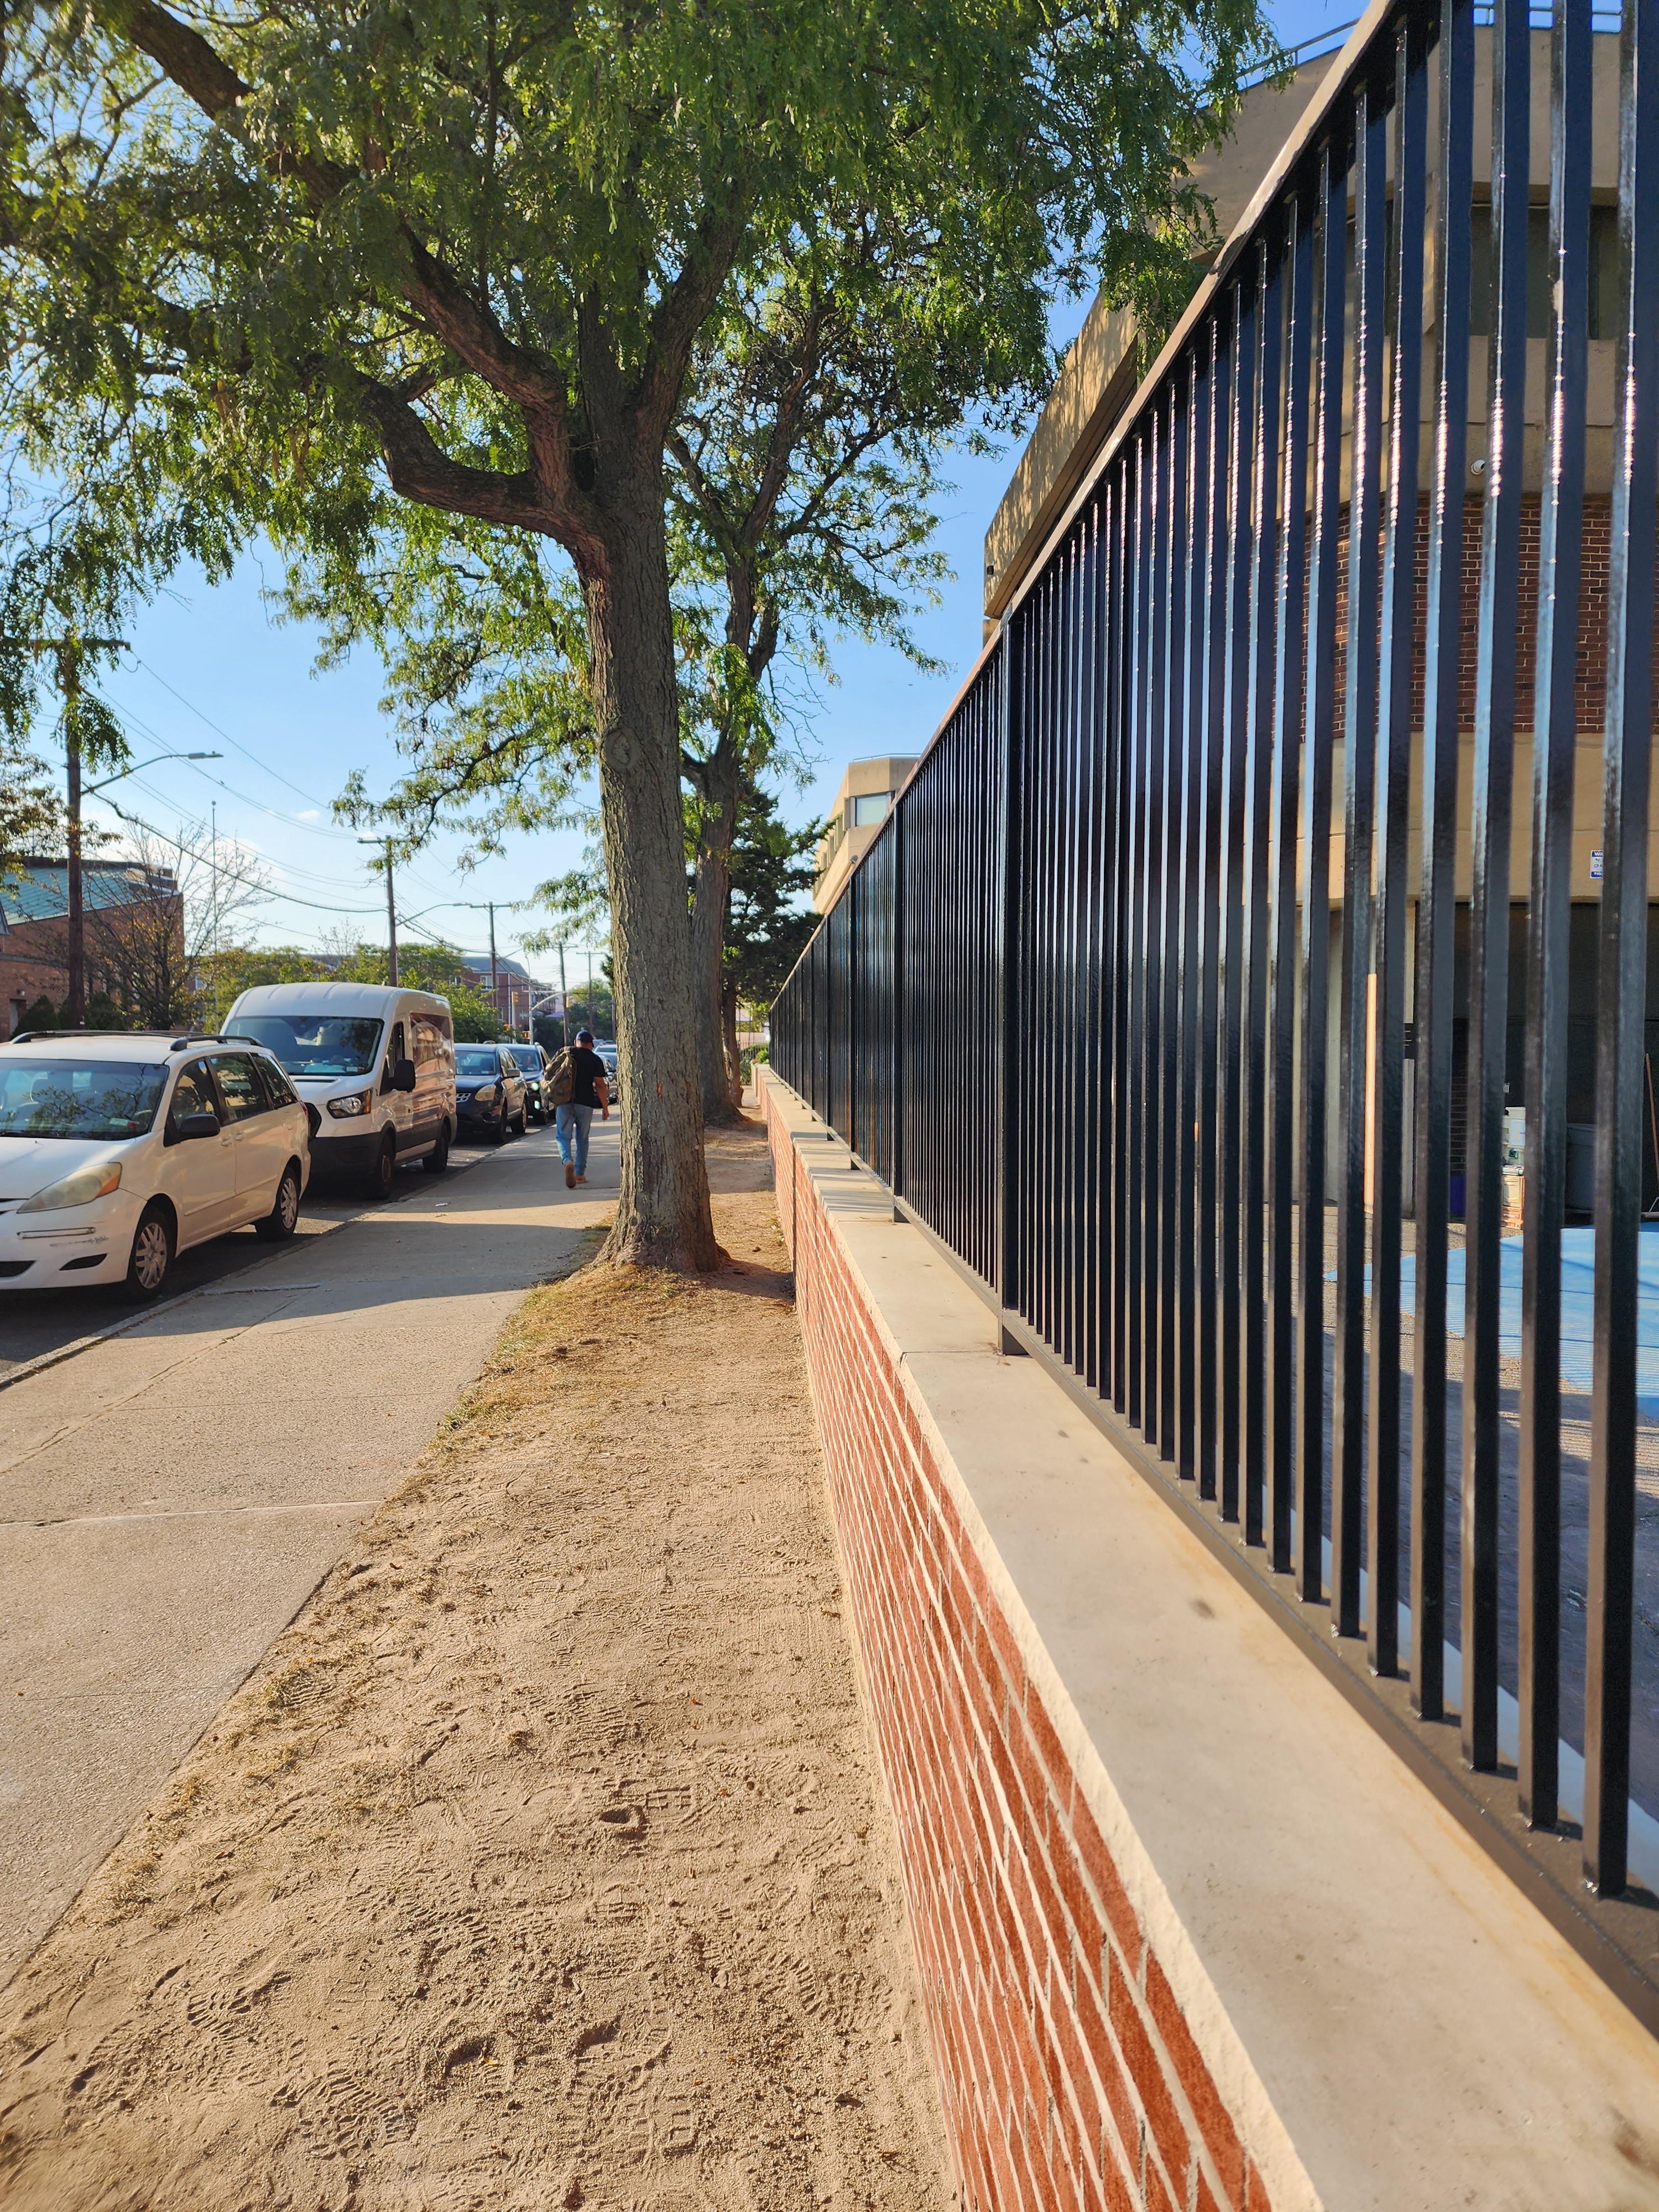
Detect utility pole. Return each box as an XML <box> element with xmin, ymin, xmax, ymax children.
<box><xmin>557</xmin><ymin>941</ymin><xmax>569</xmax><ymax>1048</ymax></box>
<box><xmin>487</xmin><ymin>901</ymin><xmax>499</xmax><ymax>1032</ymax></box>
<box><xmin>359</xmin><ymin>837</ymin><xmax>398</xmax><ymax>984</ymax></box>
<box><xmin>210</xmin><ymin>801</ymin><xmax>220</xmax><ymax>1025</ymax></box>
<box><xmin>1</xmin><ymin>633</ymin><xmax>126</xmax><ymax>1027</ymax></box>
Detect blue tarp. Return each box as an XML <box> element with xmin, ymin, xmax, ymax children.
<box><xmin>1396</xmin><ymin>1225</ymin><xmax>1659</xmax><ymax>1412</ymax></box>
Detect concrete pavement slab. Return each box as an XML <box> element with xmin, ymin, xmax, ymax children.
<box><xmin>0</xmin><ymin>1120</ymin><xmax>616</xmax><ymax>1987</ymax></box>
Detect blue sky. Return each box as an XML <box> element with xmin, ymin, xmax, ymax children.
<box><xmin>81</xmin><ymin>0</ymin><xmax>1349</xmax><ymax>978</ymax></box>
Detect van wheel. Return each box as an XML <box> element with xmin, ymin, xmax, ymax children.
<box><xmin>363</xmin><ymin>1133</ymin><xmax>397</xmax><ymax>1200</ymax></box>
<box><xmin>422</xmin><ymin>1123</ymin><xmax>451</xmax><ymax>1175</ymax></box>
<box><xmin>256</xmin><ymin>1164</ymin><xmax>302</xmax><ymax>1241</ymax></box>
<box><xmin>121</xmin><ymin>1203</ymin><xmax>174</xmax><ymax>1302</ymax></box>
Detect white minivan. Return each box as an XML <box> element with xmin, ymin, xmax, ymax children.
<box><xmin>0</xmin><ymin>1030</ymin><xmax>310</xmax><ymax>1300</ymax></box>
<box><xmin>223</xmin><ymin>982</ymin><xmax>458</xmax><ymax>1199</ymax></box>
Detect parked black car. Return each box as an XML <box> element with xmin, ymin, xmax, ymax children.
<box><xmin>454</xmin><ymin>1042</ymin><xmax>528</xmax><ymax>1144</ymax></box>
<box><xmin>507</xmin><ymin>1041</ymin><xmax>552</xmax><ymax>1124</ymax></box>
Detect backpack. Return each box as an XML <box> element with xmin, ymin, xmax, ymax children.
<box><xmin>547</xmin><ymin>1047</ymin><xmax>578</xmax><ymax>1107</ymax></box>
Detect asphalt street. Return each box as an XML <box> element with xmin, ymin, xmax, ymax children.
<box><xmin>0</xmin><ymin>1117</ymin><xmax>613</xmax><ymax>1988</ymax></box>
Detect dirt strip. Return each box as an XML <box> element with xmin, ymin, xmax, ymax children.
<box><xmin>0</xmin><ymin>1128</ymin><xmax>951</xmax><ymax>2212</ymax></box>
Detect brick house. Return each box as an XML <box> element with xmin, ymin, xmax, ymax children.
<box><xmin>1</xmin><ymin>858</ymin><xmax>186</xmax><ymax>1035</ymax></box>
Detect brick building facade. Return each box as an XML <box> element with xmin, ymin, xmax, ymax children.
<box><xmin>1</xmin><ymin>859</ymin><xmax>185</xmax><ymax>1035</ymax></box>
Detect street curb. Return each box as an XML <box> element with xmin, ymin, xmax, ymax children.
<box><xmin>0</xmin><ymin>1144</ymin><xmax>504</xmax><ymax>1398</ymax></box>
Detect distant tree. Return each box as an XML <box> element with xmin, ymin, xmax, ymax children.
<box><xmin>721</xmin><ymin>789</ymin><xmax>819</xmax><ymax>1098</ymax></box>
<box><xmin>18</xmin><ymin>994</ymin><xmax>57</xmax><ymax>1033</ymax></box>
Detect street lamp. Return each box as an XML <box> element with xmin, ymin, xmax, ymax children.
<box><xmin>82</xmin><ymin>748</ymin><xmax>222</xmax><ymax>796</ymax></box>
<box><xmin>74</xmin><ymin>749</ymin><xmax>223</xmax><ymax>1025</ymax></box>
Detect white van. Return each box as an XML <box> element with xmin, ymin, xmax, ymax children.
<box><xmin>223</xmin><ymin>982</ymin><xmax>457</xmax><ymax>1199</ymax></box>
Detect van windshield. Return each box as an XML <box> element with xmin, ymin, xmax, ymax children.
<box><xmin>234</xmin><ymin>1014</ymin><xmax>384</xmax><ymax>1077</ymax></box>
<box><xmin>0</xmin><ymin>1058</ymin><xmax>168</xmax><ymax>1139</ymax></box>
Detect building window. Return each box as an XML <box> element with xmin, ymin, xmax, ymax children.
<box><xmin>852</xmin><ymin>792</ymin><xmax>890</xmax><ymax>828</ymax></box>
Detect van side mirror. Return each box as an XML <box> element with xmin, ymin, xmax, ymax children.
<box><xmin>176</xmin><ymin>1111</ymin><xmax>221</xmax><ymax>1141</ymax></box>
<box><xmin>393</xmin><ymin>1057</ymin><xmax>417</xmax><ymax>1093</ymax></box>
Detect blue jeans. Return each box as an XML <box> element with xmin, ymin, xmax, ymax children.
<box><xmin>556</xmin><ymin>1102</ymin><xmax>594</xmax><ymax>1175</ymax></box>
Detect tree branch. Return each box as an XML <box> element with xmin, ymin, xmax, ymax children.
<box><xmin>93</xmin><ymin>0</ymin><xmax>354</xmax><ymax>202</ymax></box>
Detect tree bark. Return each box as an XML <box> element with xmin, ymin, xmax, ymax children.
<box><xmin>689</xmin><ymin>733</ymin><xmax>743</xmax><ymax>1124</ymax></box>
<box><xmin>583</xmin><ymin>475</ymin><xmax>723</xmax><ymax>1270</ymax></box>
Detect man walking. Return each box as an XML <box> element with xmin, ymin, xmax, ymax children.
<box><xmin>554</xmin><ymin>1027</ymin><xmax>609</xmax><ymax>1189</ymax></box>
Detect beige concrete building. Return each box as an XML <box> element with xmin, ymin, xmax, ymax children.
<box><xmin>813</xmin><ymin>755</ymin><xmax>919</xmax><ymax>913</ymax></box>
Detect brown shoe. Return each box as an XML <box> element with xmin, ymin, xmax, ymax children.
<box><xmin>564</xmin><ymin>1162</ymin><xmax>575</xmax><ymax>1189</ymax></box>
<box><xmin>576</xmin><ymin>1175</ymin><xmax>587</xmax><ymax>1185</ymax></box>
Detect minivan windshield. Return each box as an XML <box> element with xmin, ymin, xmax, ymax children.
<box><xmin>509</xmin><ymin>1046</ymin><xmax>542</xmax><ymax>1073</ymax></box>
<box><xmin>455</xmin><ymin>1047</ymin><xmax>500</xmax><ymax>1077</ymax></box>
<box><xmin>0</xmin><ymin>1058</ymin><xmax>168</xmax><ymax>1140</ymax></box>
<box><xmin>234</xmin><ymin>1014</ymin><xmax>384</xmax><ymax>1077</ymax></box>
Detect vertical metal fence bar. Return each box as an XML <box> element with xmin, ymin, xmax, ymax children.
<box><xmin>1150</xmin><ymin>400</ymin><xmax>1177</xmax><ymax>1442</ymax></box>
<box><xmin>1176</xmin><ymin>347</ymin><xmax>1208</xmax><ymax>1481</ymax></box>
<box><xmin>1586</xmin><ymin>0</ymin><xmax>1659</xmax><ymax>1896</ymax></box>
<box><xmin>1087</xmin><ymin>504</ymin><xmax>1108</xmax><ymax>1395</ymax></box>
<box><xmin>1158</xmin><ymin>389</ymin><xmax>1188</xmax><ymax>1452</ymax></box>
<box><xmin>1332</xmin><ymin>73</ymin><xmax>1387</xmax><ymax>1641</ymax></box>
<box><xmin>1267</xmin><ymin>194</ymin><xmax>1313</xmax><ymax>1573</ymax></box>
<box><xmin>999</xmin><ymin>621</ymin><xmax>1022</xmax><ymax>1324</ymax></box>
<box><xmin>1519</xmin><ymin>0</ymin><xmax>1591</xmax><ymax>1831</ymax></box>
<box><xmin>1241</xmin><ymin>231</ymin><xmax>1284</xmax><ymax>1548</ymax></box>
<box><xmin>1462</xmin><ymin>0</ymin><xmax>1529</xmax><ymax>1771</ymax></box>
<box><xmin>898</xmin><ymin>787</ymin><xmax>911</xmax><ymax>1203</ymax></box>
<box><xmin>1296</xmin><ymin>134</ymin><xmax>1348</xmax><ymax>1604</ymax></box>
<box><xmin>1126</xmin><ymin>440</ymin><xmax>1151</xmax><ymax>1428</ymax></box>
<box><xmin>1111</xmin><ymin>465</ymin><xmax>1134</xmax><ymax>1414</ymax></box>
<box><xmin>1366</xmin><ymin>13</ymin><xmax>1427</xmax><ymax>1680</ymax></box>
<box><xmin>1197</xmin><ymin>312</ymin><xmax>1233</xmax><ymax>1501</ymax></box>
<box><xmin>1218</xmin><ymin>276</ymin><xmax>1258</xmax><ymax>1521</ymax></box>
<box><xmin>1411</xmin><ymin>0</ymin><xmax>1474</xmax><ymax>1725</ymax></box>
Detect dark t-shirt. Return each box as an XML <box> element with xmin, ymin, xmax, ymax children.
<box><xmin>568</xmin><ymin>1046</ymin><xmax>607</xmax><ymax>1108</ymax></box>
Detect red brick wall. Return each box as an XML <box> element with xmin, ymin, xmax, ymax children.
<box><xmin>765</xmin><ymin>1090</ymin><xmax>1275</xmax><ymax>2212</ymax></box>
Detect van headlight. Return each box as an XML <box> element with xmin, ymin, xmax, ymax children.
<box><xmin>18</xmin><ymin>1161</ymin><xmax>123</xmax><ymax>1214</ymax></box>
<box><xmin>326</xmin><ymin>1091</ymin><xmax>373</xmax><ymax>1119</ymax></box>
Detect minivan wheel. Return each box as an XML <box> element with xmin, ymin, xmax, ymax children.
<box><xmin>121</xmin><ymin>1203</ymin><xmax>174</xmax><ymax>1303</ymax></box>
<box><xmin>256</xmin><ymin>1164</ymin><xmax>302</xmax><ymax>1241</ymax></box>
<box><xmin>422</xmin><ymin>1122</ymin><xmax>451</xmax><ymax>1175</ymax></box>
<box><xmin>364</xmin><ymin>1133</ymin><xmax>397</xmax><ymax>1200</ymax></box>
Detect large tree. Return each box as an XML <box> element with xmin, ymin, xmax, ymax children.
<box><xmin>1</xmin><ymin>0</ymin><xmax>1274</xmax><ymax>1265</ymax></box>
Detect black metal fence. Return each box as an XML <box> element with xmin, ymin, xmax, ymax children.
<box><xmin>773</xmin><ymin>0</ymin><xmax>1659</xmax><ymax>2007</ymax></box>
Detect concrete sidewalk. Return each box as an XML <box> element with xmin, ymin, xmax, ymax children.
<box><xmin>0</xmin><ymin>1120</ymin><xmax>615</xmax><ymax>1988</ymax></box>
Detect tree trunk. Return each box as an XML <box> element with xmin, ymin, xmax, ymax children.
<box><xmin>583</xmin><ymin>480</ymin><xmax>723</xmax><ymax>1271</ymax></box>
<box><xmin>690</xmin><ymin>733</ymin><xmax>742</xmax><ymax>1124</ymax></box>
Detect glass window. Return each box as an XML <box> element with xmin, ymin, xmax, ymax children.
<box><xmin>212</xmin><ymin>1053</ymin><xmax>267</xmax><ymax>1123</ymax></box>
<box><xmin>167</xmin><ymin>1061</ymin><xmax>221</xmax><ymax>1134</ymax></box>
<box><xmin>253</xmin><ymin>1056</ymin><xmax>297</xmax><ymax>1108</ymax></box>
<box><xmin>233</xmin><ymin>1014</ymin><xmax>384</xmax><ymax>1076</ymax></box>
<box><xmin>510</xmin><ymin>1045</ymin><xmax>543</xmax><ymax>1073</ymax></box>
<box><xmin>388</xmin><ymin>1021</ymin><xmax>406</xmax><ymax>1067</ymax></box>
<box><xmin>852</xmin><ymin>791</ymin><xmax>890</xmax><ymax>827</ymax></box>
<box><xmin>0</xmin><ymin>1058</ymin><xmax>169</xmax><ymax>1140</ymax></box>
